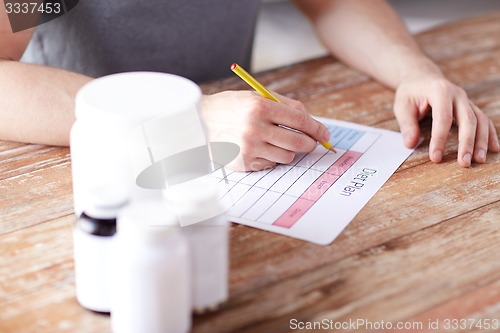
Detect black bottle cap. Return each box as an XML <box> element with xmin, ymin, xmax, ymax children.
<box><xmin>77</xmin><ymin>212</ymin><xmax>117</xmax><ymax>237</ymax></box>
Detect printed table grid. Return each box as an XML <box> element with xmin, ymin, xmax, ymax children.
<box><xmin>211</xmin><ymin>127</ymin><xmax>382</xmax><ymax>228</ymax></box>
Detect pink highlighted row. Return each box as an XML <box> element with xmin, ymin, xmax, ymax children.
<box><xmin>273</xmin><ymin>151</ymin><xmax>362</xmax><ymax>228</ymax></box>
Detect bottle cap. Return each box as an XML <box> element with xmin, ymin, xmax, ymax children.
<box><xmin>163</xmin><ymin>176</ymin><xmax>230</xmax><ymax>227</ymax></box>
<box><xmin>75</xmin><ymin>72</ymin><xmax>201</xmax><ymax>126</ymax></box>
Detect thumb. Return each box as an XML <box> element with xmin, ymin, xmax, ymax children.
<box><xmin>394</xmin><ymin>95</ymin><xmax>421</xmax><ymax>148</ymax></box>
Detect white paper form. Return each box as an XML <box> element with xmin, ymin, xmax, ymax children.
<box><xmin>211</xmin><ymin>117</ymin><xmax>417</xmax><ymax>245</ymax></box>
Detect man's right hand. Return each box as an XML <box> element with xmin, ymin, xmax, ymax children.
<box><xmin>201</xmin><ymin>90</ymin><xmax>331</xmax><ymax>171</ymax></box>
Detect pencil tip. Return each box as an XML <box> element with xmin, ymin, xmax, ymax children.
<box><xmin>321</xmin><ymin>141</ymin><xmax>336</xmax><ymax>152</ymax></box>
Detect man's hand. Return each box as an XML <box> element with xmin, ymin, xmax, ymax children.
<box><xmin>201</xmin><ymin>91</ymin><xmax>331</xmax><ymax>171</ymax></box>
<box><xmin>394</xmin><ymin>72</ymin><xmax>500</xmax><ymax>167</ymax></box>
<box><xmin>294</xmin><ymin>0</ymin><xmax>499</xmax><ymax>167</ymax></box>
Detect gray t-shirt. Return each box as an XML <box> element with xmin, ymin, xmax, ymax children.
<box><xmin>22</xmin><ymin>0</ymin><xmax>261</xmax><ymax>83</ymax></box>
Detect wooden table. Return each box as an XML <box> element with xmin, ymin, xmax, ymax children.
<box><xmin>1</xmin><ymin>13</ymin><xmax>500</xmax><ymax>333</ymax></box>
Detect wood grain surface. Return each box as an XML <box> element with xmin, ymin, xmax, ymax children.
<box><xmin>1</xmin><ymin>13</ymin><xmax>500</xmax><ymax>333</ymax></box>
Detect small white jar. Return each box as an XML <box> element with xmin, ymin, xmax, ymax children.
<box><xmin>110</xmin><ymin>201</ymin><xmax>191</xmax><ymax>333</ymax></box>
<box><xmin>73</xmin><ymin>186</ymin><xmax>128</xmax><ymax>313</ymax></box>
<box><xmin>164</xmin><ymin>177</ymin><xmax>230</xmax><ymax>313</ymax></box>
<box><xmin>71</xmin><ymin>72</ymin><xmax>202</xmax><ymax>216</ymax></box>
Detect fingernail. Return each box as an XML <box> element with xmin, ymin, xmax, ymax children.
<box><xmin>477</xmin><ymin>149</ymin><xmax>486</xmax><ymax>161</ymax></box>
<box><xmin>463</xmin><ymin>152</ymin><xmax>472</xmax><ymax>165</ymax></box>
<box><xmin>432</xmin><ymin>150</ymin><xmax>442</xmax><ymax>161</ymax></box>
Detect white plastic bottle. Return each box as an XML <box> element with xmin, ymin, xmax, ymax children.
<box><xmin>110</xmin><ymin>201</ymin><xmax>191</xmax><ymax>333</ymax></box>
<box><xmin>71</xmin><ymin>72</ymin><xmax>202</xmax><ymax>216</ymax></box>
<box><xmin>73</xmin><ymin>186</ymin><xmax>128</xmax><ymax>313</ymax></box>
<box><xmin>164</xmin><ymin>177</ymin><xmax>230</xmax><ymax>313</ymax></box>
<box><xmin>184</xmin><ymin>217</ymin><xmax>229</xmax><ymax>313</ymax></box>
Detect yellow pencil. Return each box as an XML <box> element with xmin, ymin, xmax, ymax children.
<box><xmin>230</xmin><ymin>63</ymin><xmax>336</xmax><ymax>153</ymax></box>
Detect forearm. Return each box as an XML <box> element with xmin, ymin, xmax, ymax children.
<box><xmin>0</xmin><ymin>60</ymin><xmax>92</xmax><ymax>145</ymax></box>
<box><xmin>295</xmin><ymin>0</ymin><xmax>443</xmax><ymax>88</ymax></box>
<box><xmin>295</xmin><ymin>0</ymin><xmax>499</xmax><ymax>166</ymax></box>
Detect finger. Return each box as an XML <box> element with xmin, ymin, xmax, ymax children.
<box><xmin>488</xmin><ymin>119</ymin><xmax>500</xmax><ymax>153</ymax></box>
<box><xmin>454</xmin><ymin>97</ymin><xmax>478</xmax><ymax>167</ymax></box>
<box><xmin>244</xmin><ymin>158</ymin><xmax>276</xmax><ymax>172</ymax></box>
<box><xmin>266</xmin><ymin>125</ymin><xmax>317</xmax><ymax>153</ymax></box>
<box><xmin>272</xmin><ymin>92</ymin><xmax>305</xmax><ymax>110</ymax></box>
<box><xmin>266</xmin><ymin>103</ymin><xmax>330</xmax><ymax>144</ymax></box>
<box><xmin>259</xmin><ymin>143</ymin><xmax>296</xmax><ymax>165</ymax></box>
<box><xmin>429</xmin><ymin>95</ymin><xmax>453</xmax><ymax>163</ymax></box>
<box><xmin>393</xmin><ymin>94</ymin><xmax>421</xmax><ymax>148</ymax></box>
<box><xmin>265</xmin><ymin>92</ymin><xmax>331</xmax><ymax>143</ymax></box>
<box><xmin>471</xmin><ymin>104</ymin><xmax>489</xmax><ymax>163</ymax></box>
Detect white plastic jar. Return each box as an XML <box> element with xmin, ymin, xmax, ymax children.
<box><xmin>71</xmin><ymin>72</ymin><xmax>203</xmax><ymax>216</ymax></box>
<box><xmin>73</xmin><ymin>186</ymin><xmax>128</xmax><ymax>313</ymax></box>
<box><xmin>164</xmin><ymin>177</ymin><xmax>230</xmax><ymax>313</ymax></box>
<box><xmin>110</xmin><ymin>201</ymin><xmax>191</xmax><ymax>333</ymax></box>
